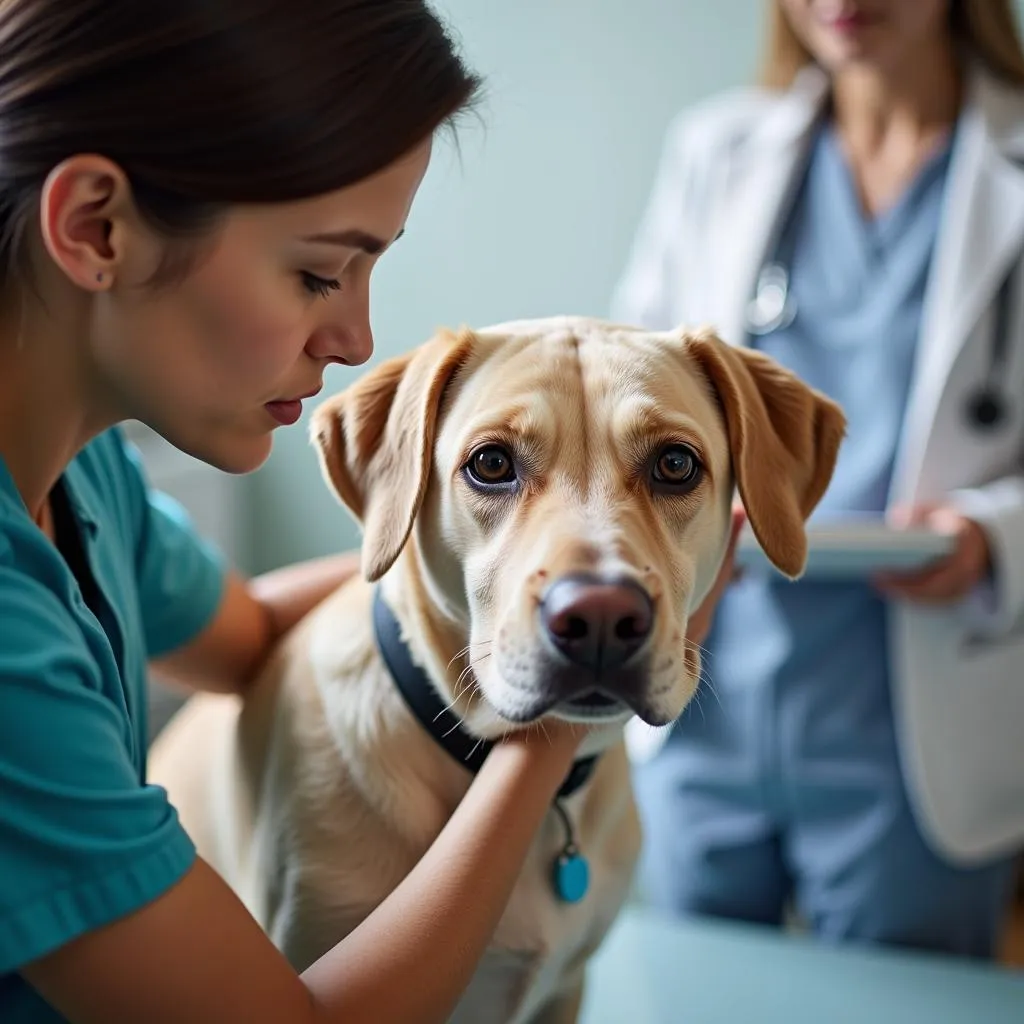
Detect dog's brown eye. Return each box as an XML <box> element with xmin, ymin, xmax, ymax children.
<box><xmin>652</xmin><ymin>444</ymin><xmax>701</xmax><ymax>488</ymax></box>
<box><xmin>466</xmin><ymin>445</ymin><xmax>516</xmax><ymax>486</ymax></box>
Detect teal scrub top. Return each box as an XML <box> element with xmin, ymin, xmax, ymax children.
<box><xmin>0</xmin><ymin>427</ymin><xmax>227</xmax><ymax>1021</ymax></box>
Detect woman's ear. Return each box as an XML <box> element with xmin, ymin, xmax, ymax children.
<box><xmin>38</xmin><ymin>155</ymin><xmax>136</xmax><ymax>291</ymax></box>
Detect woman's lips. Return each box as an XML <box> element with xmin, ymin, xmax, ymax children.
<box><xmin>265</xmin><ymin>384</ymin><xmax>322</xmax><ymax>426</ymax></box>
<box><xmin>265</xmin><ymin>399</ymin><xmax>304</xmax><ymax>426</ymax></box>
<box><xmin>823</xmin><ymin>9</ymin><xmax>874</xmax><ymax>34</ymax></box>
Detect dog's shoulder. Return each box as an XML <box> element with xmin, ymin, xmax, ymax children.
<box><xmin>283</xmin><ymin>574</ymin><xmax>377</xmax><ymax>677</ymax></box>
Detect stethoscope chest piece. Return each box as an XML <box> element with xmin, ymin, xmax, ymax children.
<box><xmin>745</xmin><ymin>262</ymin><xmax>797</xmax><ymax>336</ymax></box>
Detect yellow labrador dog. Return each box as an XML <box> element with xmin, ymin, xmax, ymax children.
<box><xmin>150</xmin><ymin>316</ymin><xmax>844</xmax><ymax>1023</ymax></box>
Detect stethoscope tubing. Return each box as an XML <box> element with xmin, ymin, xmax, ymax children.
<box><xmin>742</xmin><ymin>257</ymin><xmax>1017</xmax><ymax>431</ymax></box>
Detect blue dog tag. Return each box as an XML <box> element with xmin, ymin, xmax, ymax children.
<box><xmin>553</xmin><ymin>848</ymin><xmax>589</xmax><ymax>903</ymax></box>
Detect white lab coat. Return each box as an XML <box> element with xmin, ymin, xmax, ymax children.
<box><xmin>612</xmin><ymin>62</ymin><xmax>1024</xmax><ymax>866</ymax></box>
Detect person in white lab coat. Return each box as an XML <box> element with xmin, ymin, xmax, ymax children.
<box><xmin>613</xmin><ymin>0</ymin><xmax>1024</xmax><ymax>958</ymax></box>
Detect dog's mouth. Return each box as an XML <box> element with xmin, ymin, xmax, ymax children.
<box><xmin>495</xmin><ymin>683</ymin><xmax>631</xmax><ymax>724</ymax></box>
<box><xmin>559</xmin><ymin>689</ymin><xmax>627</xmax><ymax>721</ymax></box>
<box><xmin>569</xmin><ymin>689</ymin><xmax>620</xmax><ymax>709</ymax></box>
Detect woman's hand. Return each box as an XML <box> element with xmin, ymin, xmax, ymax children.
<box><xmin>874</xmin><ymin>504</ymin><xmax>992</xmax><ymax>605</ymax></box>
<box><xmin>686</xmin><ymin>505</ymin><xmax>745</xmax><ymax>647</ymax></box>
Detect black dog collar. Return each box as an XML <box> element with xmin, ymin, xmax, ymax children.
<box><xmin>372</xmin><ymin>588</ymin><xmax>598</xmax><ymax>800</ymax></box>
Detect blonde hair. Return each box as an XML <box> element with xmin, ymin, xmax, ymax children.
<box><xmin>760</xmin><ymin>0</ymin><xmax>1024</xmax><ymax>90</ymax></box>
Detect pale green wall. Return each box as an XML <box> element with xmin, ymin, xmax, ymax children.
<box><xmin>244</xmin><ymin>1</ymin><xmax>1024</xmax><ymax>573</ymax></box>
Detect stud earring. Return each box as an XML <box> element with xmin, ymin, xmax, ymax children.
<box><xmin>96</xmin><ymin>272</ymin><xmax>104</xmax><ymax>282</ymax></box>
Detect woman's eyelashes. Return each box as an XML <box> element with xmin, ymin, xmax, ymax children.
<box><xmin>299</xmin><ymin>270</ymin><xmax>342</xmax><ymax>300</ymax></box>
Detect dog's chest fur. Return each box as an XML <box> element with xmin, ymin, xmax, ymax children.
<box><xmin>240</xmin><ymin>579</ymin><xmax>642</xmax><ymax>1024</ymax></box>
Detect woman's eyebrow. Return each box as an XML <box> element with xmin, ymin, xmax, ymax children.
<box><xmin>300</xmin><ymin>227</ymin><xmax>405</xmax><ymax>254</ymax></box>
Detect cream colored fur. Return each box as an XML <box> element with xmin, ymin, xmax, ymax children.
<box><xmin>150</xmin><ymin>317</ymin><xmax>844</xmax><ymax>1023</ymax></box>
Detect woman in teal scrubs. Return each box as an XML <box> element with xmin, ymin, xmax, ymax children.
<box><xmin>0</xmin><ymin>3</ymin><xmax>748</xmax><ymax>1021</ymax></box>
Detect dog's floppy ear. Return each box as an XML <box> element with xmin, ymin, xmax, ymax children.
<box><xmin>683</xmin><ymin>328</ymin><xmax>846</xmax><ymax>578</ymax></box>
<box><xmin>310</xmin><ymin>328</ymin><xmax>476</xmax><ymax>581</ymax></box>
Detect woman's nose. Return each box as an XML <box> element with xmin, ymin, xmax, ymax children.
<box><xmin>305</xmin><ymin>321</ymin><xmax>374</xmax><ymax>367</ymax></box>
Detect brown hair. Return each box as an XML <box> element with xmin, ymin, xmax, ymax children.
<box><xmin>0</xmin><ymin>0</ymin><xmax>482</xmax><ymax>291</ymax></box>
<box><xmin>760</xmin><ymin>0</ymin><xmax>1024</xmax><ymax>91</ymax></box>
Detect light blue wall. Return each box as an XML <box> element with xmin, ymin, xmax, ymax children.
<box><xmin>245</xmin><ymin>1</ymin><xmax>1024</xmax><ymax>573</ymax></box>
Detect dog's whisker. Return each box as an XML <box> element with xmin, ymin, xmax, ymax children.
<box><xmin>442</xmin><ymin>716</ymin><xmax>470</xmax><ymax>739</ymax></box>
<box><xmin>435</xmin><ymin>680</ymin><xmax>476</xmax><ymax>722</ymax></box>
<box><xmin>455</xmin><ymin>653</ymin><xmax>491</xmax><ymax>698</ymax></box>
<box><xmin>437</xmin><ymin>654</ymin><xmax>494</xmax><ymax>722</ymax></box>
<box><xmin>464</xmin><ymin>654</ymin><xmax>491</xmax><ymax>680</ymax></box>
<box><xmin>683</xmin><ymin>636</ymin><xmax>712</xmax><ymax>660</ymax></box>
<box><xmin>446</xmin><ymin>640</ymin><xmax>493</xmax><ymax>672</ymax></box>
<box><xmin>455</xmin><ymin>679</ymin><xmax>479</xmax><ymax>709</ymax></box>
<box><xmin>434</xmin><ymin>691</ymin><xmax>463</xmax><ymax>721</ymax></box>
<box><xmin>694</xmin><ymin>663</ymin><xmax>723</xmax><ymax>711</ymax></box>
<box><xmin>455</xmin><ymin>663</ymin><xmax>476</xmax><ymax>693</ymax></box>
<box><xmin>446</xmin><ymin>651</ymin><xmax>468</xmax><ymax>671</ymax></box>
<box><xmin>680</xmin><ymin>637</ymin><xmax>725</xmax><ymax>712</ymax></box>
<box><xmin>694</xmin><ymin>691</ymin><xmax>707</xmax><ymax>725</ymax></box>
<box><xmin>694</xmin><ymin>669</ymin><xmax>723</xmax><ymax>716</ymax></box>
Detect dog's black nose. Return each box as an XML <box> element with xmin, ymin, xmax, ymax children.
<box><xmin>540</xmin><ymin>574</ymin><xmax>653</xmax><ymax>671</ymax></box>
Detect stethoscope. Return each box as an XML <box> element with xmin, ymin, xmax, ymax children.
<box><xmin>744</xmin><ymin>252</ymin><xmax>1019</xmax><ymax>432</ymax></box>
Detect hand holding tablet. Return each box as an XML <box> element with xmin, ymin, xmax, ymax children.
<box><xmin>736</xmin><ymin>511</ymin><xmax>959</xmax><ymax>580</ymax></box>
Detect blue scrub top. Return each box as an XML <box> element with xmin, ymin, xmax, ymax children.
<box><xmin>701</xmin><ymin>120</ymin><xmax>954</xmax><ymax>750</ymax></box>
<box><xmin>0</xmin><ymin>428</ymin><xmax>226</xmax><ymax>1021</ymax></box>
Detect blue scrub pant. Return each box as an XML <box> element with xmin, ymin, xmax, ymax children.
<box><xmin>631</xmin><ymin>670</ymin><xmax>1017</xmax><ymax>960</ymax></box>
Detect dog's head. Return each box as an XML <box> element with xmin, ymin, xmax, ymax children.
<box><xmin>311</xmin><ymin>317</ymin><xmax>845</xmax><ymax>732</ymax></box>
